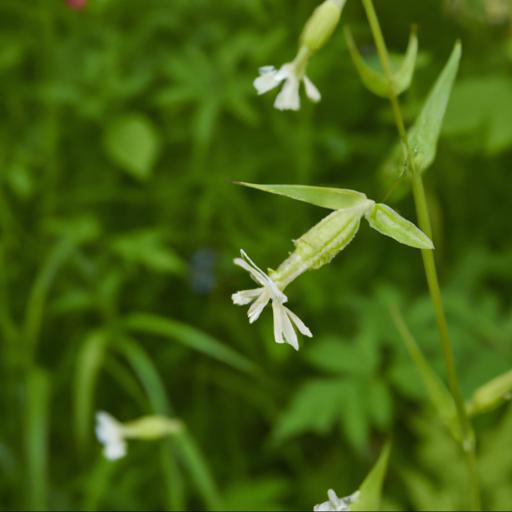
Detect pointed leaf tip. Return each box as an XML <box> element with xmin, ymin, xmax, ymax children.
<box><xmin>352</xmin><ymin>442</ymin><xmax>391</xmax><ymax>511</ymax></box>
<box><xmin>366</xmin><ymin>203</ymin><xmax>434</xmax><ymax>250</ymax></box>
<box><xmin>236</xmin><ymin>182</ymin><xmax>369</xmax><ymax>211</ymax></box>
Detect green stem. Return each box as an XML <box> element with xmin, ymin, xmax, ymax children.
<box><xmin>360</xmin><ymin>0</ymin><xmax>481</xmax><ymax>509</ymax></box>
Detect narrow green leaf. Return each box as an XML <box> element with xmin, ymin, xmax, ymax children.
<box><xmin>74</xmin><ymin>330</ymin><xmax>108</xmax><ymax>449</ymax></box>
<box><xmin>389</xmin><ymin>305</ymin><xmax>460</xmax><ymax>440</ymax></box>
<box><xmin>116</xmin><ymin>336</ymin><xmax>221</xmax><ymax>510</ymax></box>
<box><xmin>124</xmin><ymin>312</ymin><xmax>261</xmax><ymax>378</ymax></box>
<box><xmin>345</xmin><ymin>27</ymin><xmax>418</xmax><ymax>98</ymax></box>
<box><xmin>366</xmin><ymin>203</ymin><xmax>434</xmax><ymax>249</ymax></box>
<box><xmin>408</xmin><ymin>41</ymin><xmax>461</xmax><ymax>174</ymax></box>
<box><xmin>104</xmin><ymin>113</ymin><xmax>160</xmax><ymax>180</ymax></box>
<box><xmin>352</xmin><ymin>442</ymin><xmax>391</xmax><ymax>512</ymax></box>
<box><xmin>24</xmin><ymin>368</ymin><xmax>50</xmax><ymax>511</ymax></box>
<box><xmin>236</xmin><ymin>182</ymin><xmax>369</xmax><ymax>211</ymax></box>
<box><xmin>115</xmin><ymin>337</ymin><xmax>184</xmax><ymax>511</ymax></box>
<box><xmin>467</xmin><ymin>369</ymin><xmax>512</xmax><ymax>416</ymax></box>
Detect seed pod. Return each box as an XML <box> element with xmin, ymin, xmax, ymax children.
<box><xmin>272</xmin><ymin>201</ymin><xmax>374</xmax><ymax>288</ymax></box>
<box><xmin>122</xmin><ymin>416</ymin><xmax>183</xmax><ymax>440</ymax></box>
<box><xmin>300</xmin><ymin>0</ymin><xmax>346</xmax><ymax>52</ymax></box>
<box><xmin>365</xmin><ymin>203</ymin><xmax>434</xmax><ymax>249</ymax></box>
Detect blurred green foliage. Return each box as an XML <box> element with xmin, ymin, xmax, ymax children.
<box><xmin>0</xmin><ymin>0</ymin><xmax>512</xmax><ymax>510</ymax></box>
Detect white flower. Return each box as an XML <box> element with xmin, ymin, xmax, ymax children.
<box><xmin>232</xmin><ymin>250</ymin><xmax>312</xmax><ymax>350</ymax></box>
<box><xmin>95</xmin><ymin>411</ymin><xmax>127</xmax><ymax>461</ymax></box>
<box><xmin>253</xmin><ymin>63</ymin><xmax>321</xmax><ymax>111</ymax></box>
<box><xmin>314</xmin><ymin>489</ymin><xmax>360</xmax><ymax>512</ymax></box>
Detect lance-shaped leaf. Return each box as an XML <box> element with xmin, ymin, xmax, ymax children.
<box><xmin>351</xmin><ymin>442</ymin><xmax>391</xmax><ymax>511</ymax></box>
<box><xmin>365</xmin><ymin>203</ymin><xmax>433</xmax><ymax>249</ymax></box>
<box><xmin>466</xmin><ymin>369</ymin><xmax>512</xmax><ymax>416</ymax></box>
<box><xmin>236</xmin><ymin>182</ymin><xmax>369</xmax><ymax>211</ymax></box>
<box><xmin>408</xmin><ymin>41</ymin><xmax>461</xmax><ymax>173</ymax></box>
<box><xmin>344</xmin><ymin>26</ymin><xmax>418</xmax><ymax>98</ymax></box>
<box><xmin>380</xmin><ymin>41</ymin><xmax>461</xmax><ymax>183</ymax></box>
<box><xmin>389</xmin><ymin>305</ymin><xmax>460</xmax><ymax>441</ymax></box>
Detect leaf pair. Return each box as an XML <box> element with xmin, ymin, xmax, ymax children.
<box><xmin>345</xmin><ymin>27</ymin><xmax>462</xmax><ymax>179</ymax></box>
<box><xmin>238</xmin><ymin>182</ymin><xmax>433</xmax><ymax>250</ymax></box>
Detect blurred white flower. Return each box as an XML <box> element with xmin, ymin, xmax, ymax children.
<box><xmin>253</xmin><ymin>61</ymin><xmax>320</xmax><ymax>111</ymax></box>
<box><xmin>314</xmin><ymin>489</ymin><xmax>360</xmax><ymax>512</ymax></box>
<box><xmin>232</xmin><ymin>250</ymin><xmax>312</xmax><ymax>350</ymax></box>
<box><xmin>95</xmin><ymin>411</ymin><xmax>126</xmax><ymax>460</ymax></box>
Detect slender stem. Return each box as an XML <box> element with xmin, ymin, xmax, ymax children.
<box><xmin>360</xmin><ymin>0</ymin><xmax>481</xmax><ymax>509</ymax></box>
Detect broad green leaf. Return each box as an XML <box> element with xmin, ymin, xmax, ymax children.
<box><xmin>443</xmin><ymin>75</ymin><xmax>512</xmax><ymax>155</ymax></box>
<box><xmin>272</xmin><ymin>378</ymin><xmax>345</xmax><ymax>442</ymax></box>
<box><xmin>352</xmin><ymin>443</ymin><xmax>391</xmax><ymax>512</ymax></box>
<box><xmin>24</xmin><ymin>369</ymin><xmax>50</xmax><ymax>511</ymax></box>
<box><xmin>104</xmin><ymin>113</ymin><xmax>160</xmax><ymax>180</ymax></box>
<box><xmin>366</xmin><ymin>203</ymin><xmax>434</xmax><ymax>249</ymax></box>
<box><xmin>345</xmin><ymin>27</ymin><xmax>418</xmax><ymax>98</ymax></box>
<box><xmin>74</xmin><ymin>330</ymin><xmax>108</xmax><ymax>449</ymax></box>
<box><xmin>389</xmin><ymin>305</ymin><xmax>460</xmax><ymax>440</ymax></box>
<box><xmin>467</xmin><ymin>369</ymin><xmax>512</xmax><ymax>416</ymax></box>
<box><xmin>408</xmin><ymin>41</ymin><xmax>461</xmax><ymax>174</ymax></box>
<box><xmin>305</xmin><ymin>337</ymin><xmax>376</xmax><ymax>378</ymax></box>
<box><xmin>124</xmin><ymin>313</ymin><xmax>261</xmax><ymax>378</ymax></box>
<box><xmin>236</xmin><ymin>182</ymin><xmax>369</xmax><ymax>211</ymax></box>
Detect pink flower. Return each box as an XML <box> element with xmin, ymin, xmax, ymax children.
<box><xmin>66</xmin><ymin>0</ymin><xmax>87</xmax><ymax>10</ymax></box>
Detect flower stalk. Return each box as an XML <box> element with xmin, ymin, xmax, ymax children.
<box><xmin>359</xmin><ymin>0</ymin><xmax>481</xmax><ymax>508</ymax></box>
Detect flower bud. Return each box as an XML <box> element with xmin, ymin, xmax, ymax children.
<box><xmin>467</xmin><ymin>369</ymin><xmax>512</xmax><ymax>416</ymax></box>
<box><xmin>122</xmin><ymin>416</ymin><xmax>183</xmax><ymax>440</ymax></box>
<box><xmin>300</xmin><ymin>0</ymin><xmax>347</xmax><ymax>52</ymax></box>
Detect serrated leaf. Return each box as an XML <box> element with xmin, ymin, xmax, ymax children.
<box><xmin>111</xmin><ymin>230</ymin><xmax>184</xmax><ymax>275</ymax></box>
<box><xmin>345</xmin><ymin>27</ymin><xmax>418</xmax><ymax>98</ymax></box>
<box><xmin>352</xmin><ymin>443</ymin><xmax>391</xmax><ymax>512</ymax></box>
<box><xmin>236</xmin><ymin>182</ymin><xmax>369</xmax><ymax>210</ymax></box>
<box><xmin>408</xmin><ymin>41</ymin><xmax>461</xmax><ymax>174</ymax></box>
<box><xmin>104</xmin><ymin>113</ymin><xmax>160</xmax><ymax>180</ymax></box>
<box><xmin>467</xmin><ymin>369</ymin><xmax>512</xmax><ymax>416</ymax></box>
<box><xmin>366</xmin><ymin>203</ymin><xmax>434</xmax><ymax>249</ymax></box>
<box><xmin>272</xmin><ymin>378</ymin><xmax>344</xmax><ymax>442</ymax></box>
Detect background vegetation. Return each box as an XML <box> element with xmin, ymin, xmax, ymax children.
<box><xmin>1</xmin><ymin>0</ymin><xmax>511</xmax><ymax>510</ymax></box>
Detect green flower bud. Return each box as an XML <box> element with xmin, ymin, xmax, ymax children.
<box><xmin>300</xmin><ymin>0</ymin><xmax>346</xmax><ymax>52</ymax></box>
<box><xmin>467</xmin><ymin>369</ymin><xmax>512</xmax><ymax>416</ymax></box>
<box><xmin>122</xmin><ymin>416</ymin><xmax>183</xmax><ymax>440</ymax></box>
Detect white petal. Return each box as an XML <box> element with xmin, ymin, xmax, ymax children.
<box><xmin>274</xmin><ymin>63</ymin><xmax>294</xmax><ymax>82</ymax></box>
<box><xmin>274</xmin><ymin>77</ymin><xmax>300</xmax><ymax>111</ymax></box>
<box><xmin>248</xmin><ymin>290</ymin><xmax>270</xmax><ymax>323</ymax></box>
<box><xmin>314</xmin><ymin>502</ymin><xmax>336</xmax><ymax>512</ymax></box>
<box><xmin>104</xmin><ymin>439</ymin><xmax>127</xmax><ymax>460</ymax></box>
<box><xmin>254</xmin><ymin>66</ymin><xmax>284</xmax><ymax>95</ymax></box>
<box><xmin>285</xmin><ymin>306</ymin><xmax>313</xmax><ymax>338</ymax></box>
<box><xmin>281</xmin><ymin>308</ymin><xmax>299</xmax><ymax>350</ymax></box>
<box><xmin>303</xmin><ymin>75</ymin><xmax>321</xmax><ymax>103</ymax></box>
<box><xmin>232</xmin><ymin>288</ymin><xmax>261</xmax><ymax>306</ymax></box>
<box><xmin>272</xmin><ymin>301</ymin><xmax>285</xmax><ymax>344</ymax></box>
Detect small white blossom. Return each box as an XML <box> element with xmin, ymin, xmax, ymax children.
<box><xmin>232</xmin><ymin>250</ymin><xmax>312</xmax><ymax>350</ymax></box>
<box><xmin>95</xmin><ymin>411</ymin><xmax>127</xmax><ymax>461</ymax></box>
<box><xmin>314</xmin><ymin>489</ymin><xmax>360</xmax><ymax>512</ymax></box>
<box><xmin>253</xmin><ymin>62</ymin><xmax>321</xmax><ymax>111</ymax></box>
